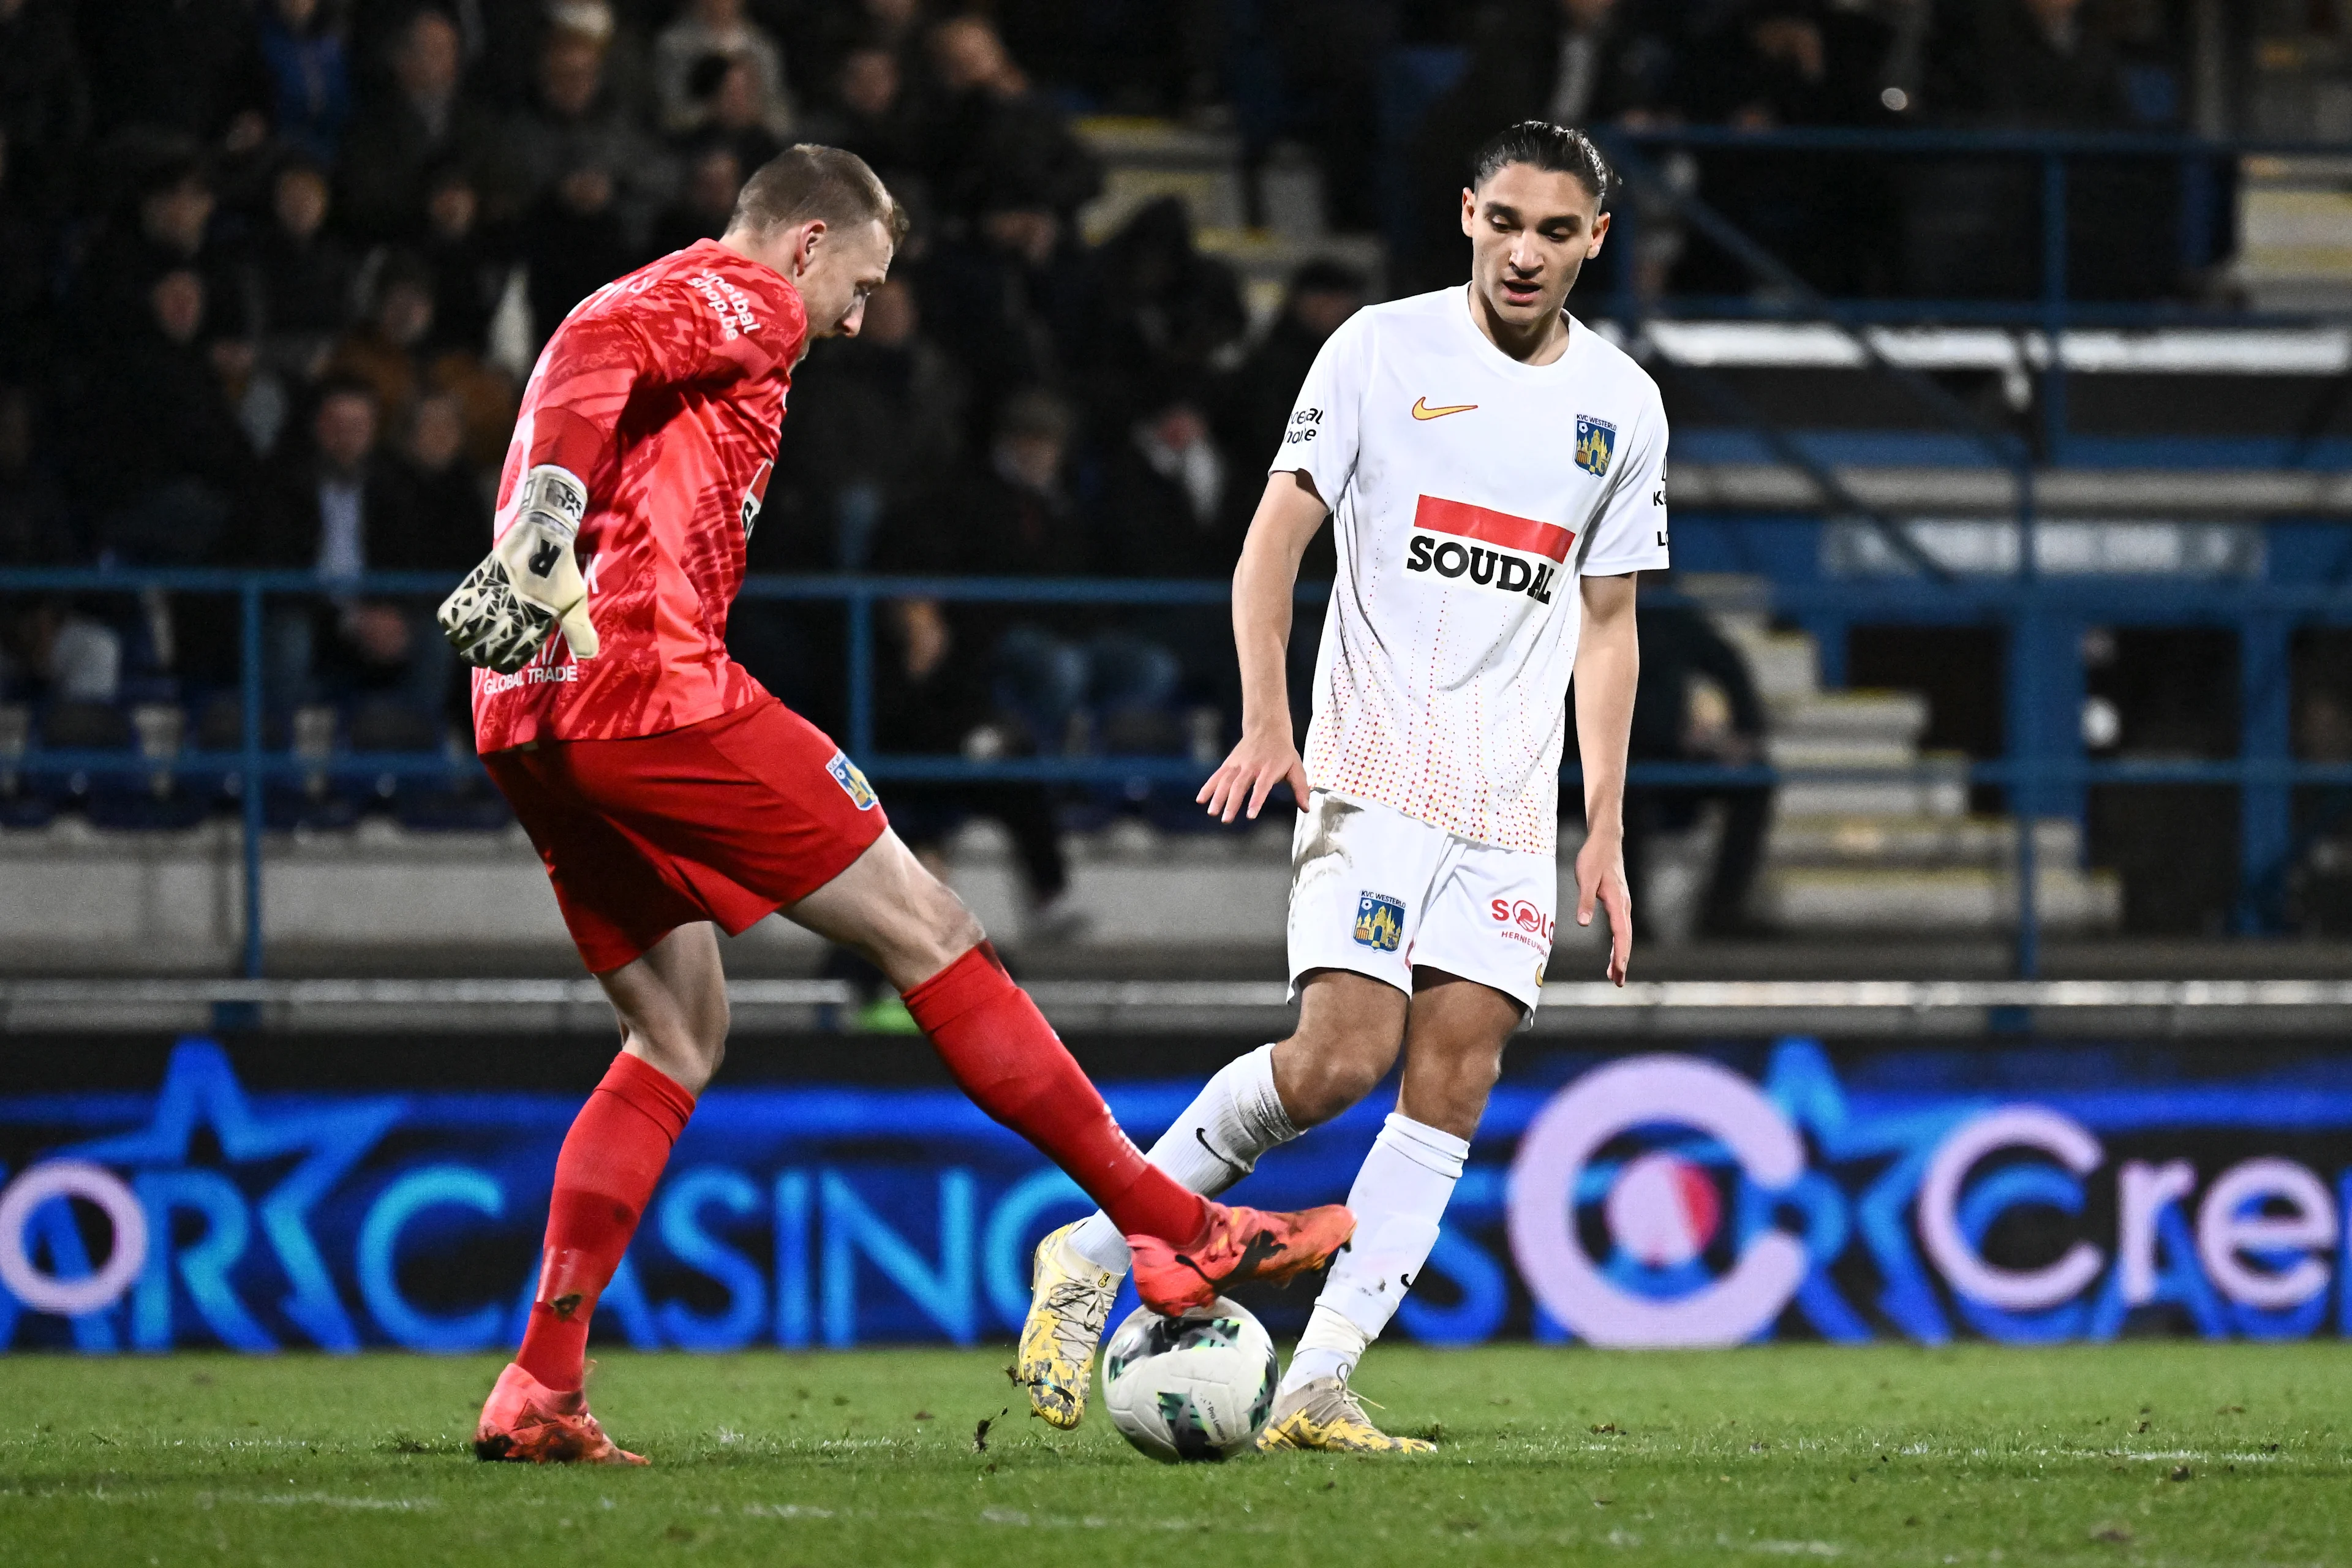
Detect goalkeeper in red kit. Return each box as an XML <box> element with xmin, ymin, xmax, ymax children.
<box><xmin>435</xmin><ymin>146</ymin><xmax>1352</xmax><ymax>1466</ymax></box>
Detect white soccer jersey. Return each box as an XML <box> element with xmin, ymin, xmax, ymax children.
<box><xmin>1272</xmin><ymin>284</ymin><xmax>1672</xmax><ymax>855</ymax></box>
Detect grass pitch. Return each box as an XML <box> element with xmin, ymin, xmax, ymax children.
<box><xmin>0</xmin><ymin>1343</ymin><xmax>2346</xmax><ymax>1566</ymax></box>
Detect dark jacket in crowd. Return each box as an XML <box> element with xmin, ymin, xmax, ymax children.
<box><xmin>0</xmin><ymin>0</ymin><xmax>88</xmax><ymax>213</ymax></box>
<box><xmin>76</xmin><ymin>0</ymin><xmax>267</xmax><ymax>142</ymax></box>
<box><xmin>74</xmin><ymin>326</ymin><xmax>253</xmax><ymax>539</ymax></box>
<box><xmin>238</xmin><ymin>448</ymin><xmax>473</xmax><ymax>573</ymax></box>
<box><xmin>1100</xmin><ymin>435</ymin><xmax>1243</xmax><ymax>581</ymax></box>
<box><xmin>1923</xmin><ymin>0</ymin><xmax>2135</xmax><ymax>129</ymax></box>
<box><xmin>1630</xmin><ymin>601</ymin><xmax>1766</xmax><ymax>761</ymax></box>
<box><xmin>926</xmin><ymin>82</ymin><xmax>1102</xmax><ymax>228</ymax></box>
<box><xmin>1079</xmin><ymin>198</ymin><xmax>1248</xmax><ymax>423</ymax></box>
<box><xmin>241</xmin><ymin>222</ymin><xmax>359</xmax><ymax>343</ymax></box>
<box><xmin>393</xmin><ymin>453</ymin><xmax>492</xmax><ymax>571</ymax></box>
<box><xmin>339</xmin><ymin>92</ymin><xmax>505</xmax><ymax>241</ymax></box>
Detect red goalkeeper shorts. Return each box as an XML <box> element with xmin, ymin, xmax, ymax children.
<box><xmin>484</xmin><ymin>696</ymin><xmax>889</xmax><ymax>973</ymax></box>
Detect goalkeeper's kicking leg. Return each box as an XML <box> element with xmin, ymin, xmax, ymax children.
<box><xmin>1019</xmin><ymin>967</ymin><xmax>1514</xmax><ymax>1452</ymax></box>
<box><xmin>477</xmin><ymin>831</ymin><xmax>1353</xmax><ymax>1465</ymax></box>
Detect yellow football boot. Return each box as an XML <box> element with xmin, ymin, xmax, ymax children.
<box><xmin>1018</xmin><ymin>1222</ymin><xmax>1119</xmax><ymax>1430</ymax></box>
<box><xmin>1255</xmin><ymin>1376</ymin><xmax>1436</xmax><ymax>1454</ymax></box>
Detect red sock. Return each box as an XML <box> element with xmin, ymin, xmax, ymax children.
<box><xmin>903</xmin><ymin>944</ymin><xmax>1208</xmax><ymax>1246</ymax></box>
<box><xmin>514</xmin><ymin>1052</ymin><xmax>697</xmax><ymax>1392</ymax></box>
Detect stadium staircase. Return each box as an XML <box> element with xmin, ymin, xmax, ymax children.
<box><xmin>1681</xmin><ymin>574</ymin><xmax>2119</xmax><ymax>942</ymax></box>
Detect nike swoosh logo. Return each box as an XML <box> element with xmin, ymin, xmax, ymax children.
<box><xmin>1195</xmin><ymin>1128</ymin><xmax>1250</xmax><ymax>1182</ymax></box>
<box><xmin>1411</xmin><ymin>398</ymin><xmax>1477</xmax><ymax>420</ymax></box>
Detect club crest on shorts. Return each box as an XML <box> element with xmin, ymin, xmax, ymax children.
<box><xmin>1574</xmin><ymin>414</ymin><xmax>1616</xmax><ymax>478</ymax></box>
<box><xmin>826</xmin><ymin>750</ymin><xmax>877</xmax><ymax>810</ymax></box>
<box><xmin>1353</xmin><ymin>892</ymin><xmax>1404</xmax><ymax>952</ymax></box>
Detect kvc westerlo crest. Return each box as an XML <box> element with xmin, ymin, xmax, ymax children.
<box><xmin>1574</xmin><ymin>414</ymin><xmax>1616</xmax><ymax>478</ymax></box>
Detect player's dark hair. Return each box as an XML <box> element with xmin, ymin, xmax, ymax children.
<box><xmin>732</xmin><ymin>144</ymin><xmax>911</xmax><ymax>248</ymax></box>
<box><xmin>1469</xmin><ymin>121</ymin><xmax>1613</xmax><ymax>211</ymax></box>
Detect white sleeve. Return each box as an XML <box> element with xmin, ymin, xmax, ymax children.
<box><xmin>1267</xmin><ymin>312</ymin><xmax>1366</xmax><ymax>505</ymax></box>
<box><xmin>1576</xmin><ymin>389</ymin><xmax>1671</xmax><ymax>578</ymax></box>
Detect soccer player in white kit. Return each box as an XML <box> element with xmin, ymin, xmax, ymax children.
<box><xmin>1019</xmin><ymin>122</ymin><xmax>1668</xmax><ymax>1452</ymax></box>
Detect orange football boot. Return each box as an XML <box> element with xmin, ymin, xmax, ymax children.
<box><xmin>1128</xmin><ymin>1200</ymin><xmax>1355</xmax><ymax>1315</ymax></box>
<box><xmin>473</xmin><ymin>1362</ymin><xmax>648</xmax><ymax>1466</ymax></box>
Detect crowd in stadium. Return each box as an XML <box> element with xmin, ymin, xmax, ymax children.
<box><xmin>0</xmin><ymin>0</ymin><xmax>2190</xmax><ymax>813</ymax></box>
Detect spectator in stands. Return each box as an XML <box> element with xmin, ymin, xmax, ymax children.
<box><xmin>243</xmin><ymin>154</ymin><xmax>358</xmax><ymax>382</ymax></box>
<box><xmin>0</xmin><ymin>383</ymin><xmax>70</xmax><ymax>557</ymax></box>
<box><xmin>0</xmin><ymin>0</ymin><xmax>88</xmax><ymax>221</ymax></box>
<box><xmin>1080</xmin><ymin>197</ymin><xmax>1248</xmax><ymax>429</ymax></box>
<box><xmin>873</xmin><ymin>595</ymin><xmax>1085</xmax><ymax>941</ymax></box>
<box><xmin>1218</xmin><ymin>259</ymin><xmax>1366</xmax><ymax>473</ymax></box>
<box><xmin>1674</xmin><ymin>0</ymin><xmax>1903</xmax><ymax>296</ymax></box>
<box><xmin>1104</xmin><ymin>392</ymin><xmax>1239</xmax><ymax>581</ymax></box>
<box><xmin>507</xmin><ymin>23</ymin><xmax>669</xmax><ymax>243</ymax></box>
<box><xmin>418</xmin><ymin>160</ymin><xmax>511</xmax><ymax>358</ymax></box>
<box><xmin>1688</xmin><ymin>0</ymin><xmax>1898</xmax><ymax>130</ymax></box>
<box><xmin>775</xmin><ymin>276</ymin><xmax>965</xmax><ymax>569</ymax></box>
<box><xmin>817</xmin><ymin>45</ymin><xmax>925</xmax><ymax>194</ymax></box>
<box><xmin>0</xmin><ymin>383</ymin><xmax>116</xmax><ymax>703</ymax></box>
<box><xmin>1913</xmin><ymin>0</ymin><xmax>2152</xmax><ymax>300</ymax></box>
<box><xmin>1623</xmin><ymin>576</ymin><xmax>1772</xmax><ymax>940</ymax></box>
<box><xmin>0</xmin><ymin>129</ymin><xmax>62</xmax><ymax>386</ymax></box>
<box><xmin>241</xmin><ymin>377</ymin><xmax>449</xmax><ymax>714</ymax></box>
<box><xmin>77</xmin><ymin>268</ymin><xmax>254</xmax><ymax>568</ymax></box>
<box><xmin>77</xmin><ymin>153</ymin><xmax>241</xmax><ymax>341</ymax></box>
<box><xmin>907</xmin><ymin>388</ymin><xmax>1180</xmax><ymax>755</ymax></box>
<box><xmin>258</xmin><ymin>0</ymin><xmax>353</xmax><ymax>164</ymax></box>
<box><xmin>924</xmin><ymin>15</ymin><xmax>1101</xmax><ymax>235</ymax></box>
<box><xmin>521</xmin><ymin>157</ymin><xmax>638</xmax><ymax>345</ymax></box>
<box><xmin>1101</xmin><ymin>388</ymin><xmax>1245</xmax><ymax>742</ymax></box>
<box><xmin>649</xmin><ymin>141</ymin><xmax>744</xmax><ymax>257</ymax></box>
<box><xmin>652</xmin><ymin>0</ymin><xmax>793</xmax><ymax>140</ymax></box>
<box><xmin>339</xmin><ymin>6</ymin><xmax>502</xmax><ymax>241</ymax></box>
<box><xmin>325</xmin><ymin>251</ymin><xmax>512</xmax><ymax>467</ymax></box>
<box><xmin>391</xmin><ymin>389</ymin><xmax>488</xmax><ymax>572</ymax></box>
<box><xmin>677</xmin><ymin>51</ymin><xmax>785</xmax><ymax>178</ymax></box>
<box><xmin>1215</xmin><ymin>258</ymin><xmax>1363</xmax><ymax>611</ymax></box>
<box><xmin>1923</xmin><ymin>0</ymin><xmax>2133</xmax><ymax>130</ymax></box>
<box><xmin>857</xmin><ymin>0</ymin><xmax>927</xmax><ymax>66</ymax></box>
<box><xmin>78</xmin><ymin>0</ymin><xmax>268</xmax><ymax>151</ymax></box>
<box><xmin>326</xmin><ymin>253</ymin><xmax>439</xmax><ymax>429</ymax></box>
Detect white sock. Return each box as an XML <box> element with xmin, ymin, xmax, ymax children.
<box><xmin>1067</xmin><ymin>1043</ymin><xmax>1297</xmax><ymax>1273</ymax></box>
<box><xmin>1279</xmin><ymin>1112</ymin><xmax>1468</xmax><ymax>1396</ymax></box>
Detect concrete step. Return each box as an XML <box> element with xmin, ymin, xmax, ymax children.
<box><xmin>1771</xmin><ymin>690</ymin><xmax>1929</xmax><ymax>744</ymax></box>
<box><xmin>1766</xmin><ymin>737</ymin><xmax>1923</xmax><ymax>769</ymax></box>
<box><xmin>1759</xmin><ymin>864</ymin><xmax>2122</xmax><ymax>933</ymax></box>
<box><xmin>1074</xmin><ymin>116</ymin><xmax>1247</xmax><ymax>244</ymax></box>
<box><xmin>1776</xmin><ymin>766</ymin><xmax>1969</xmax><ymax>820</ymax></box>
<box><xmin>1721</xmin><ymin>625</ymin><xmax>1819</xmax><ymax>702</ymax></box>
<box><xmin>1768</xmin><ymin>814</ymin><xmax>2081</xmax><ymax>869</ymax></box>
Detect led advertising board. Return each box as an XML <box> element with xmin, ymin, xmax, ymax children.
<box><xmin>3</xmin><ymin>1035</ymin><xmax>2348</xmax><ymax>1352</ymax></box>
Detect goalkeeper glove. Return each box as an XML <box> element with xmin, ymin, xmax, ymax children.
<box><xmin>437</xmin><ymin>464</ymin><xmax>600</xmax><ymax>674</ymax></box>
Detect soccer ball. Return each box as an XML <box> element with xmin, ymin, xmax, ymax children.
<box><xmin>1099</xmin><ymin>1297</ymin><xmax>1278</xmax><ymax>1463</ymax></box>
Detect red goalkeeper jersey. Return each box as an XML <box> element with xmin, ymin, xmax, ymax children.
<box><xmin>470</xmin><ymin>239</ymin><xmax>809</xmax><ymax>752</ymax></box>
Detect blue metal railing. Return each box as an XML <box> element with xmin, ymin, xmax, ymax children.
<box><xmin>1593</xmin><ymin>126</ymin><xmax>2343</xmax><ymax>468</ymax></box>
<box><xmin>12</xmin><ymin>567</ymin><xmax>2352</xmax><ymax>979</ymax></box>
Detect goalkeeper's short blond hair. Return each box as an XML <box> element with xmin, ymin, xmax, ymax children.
<box><xmin>730</xmin><ymin>144</ymin><xmax>910</xmax><ymax>248</ymax></box>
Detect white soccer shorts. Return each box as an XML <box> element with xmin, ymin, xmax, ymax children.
<box><xmin>1286</xmin><ymin>790</ymin><xmax>1556</xmax><ymax>1014</ymax></box>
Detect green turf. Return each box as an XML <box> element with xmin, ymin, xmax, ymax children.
<box><xmin>0</xmin><ymin>1343</ymin><xmax>2346</xmax><ymax>1565</ymax></box>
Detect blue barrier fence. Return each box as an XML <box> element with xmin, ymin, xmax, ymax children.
<box><xmin>1589</xmin><ymin>127</ymin><xmax>2347</xmax><ymax>473</ymax></box>
<box><xmin>12</xmin><ymin>565</ymin><xmax>2352</xmax><ymax>978</ymax></box>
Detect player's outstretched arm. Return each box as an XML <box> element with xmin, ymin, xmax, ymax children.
<box><xmin>1572</xmin><ymin>571</ymin><xmax>1640</xmax><ymax>985</ymax></box>
<box><xmin>1200</xmin><ymin>471</ymin><xmax>1329</xmax><ymax>823</ymax></box>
